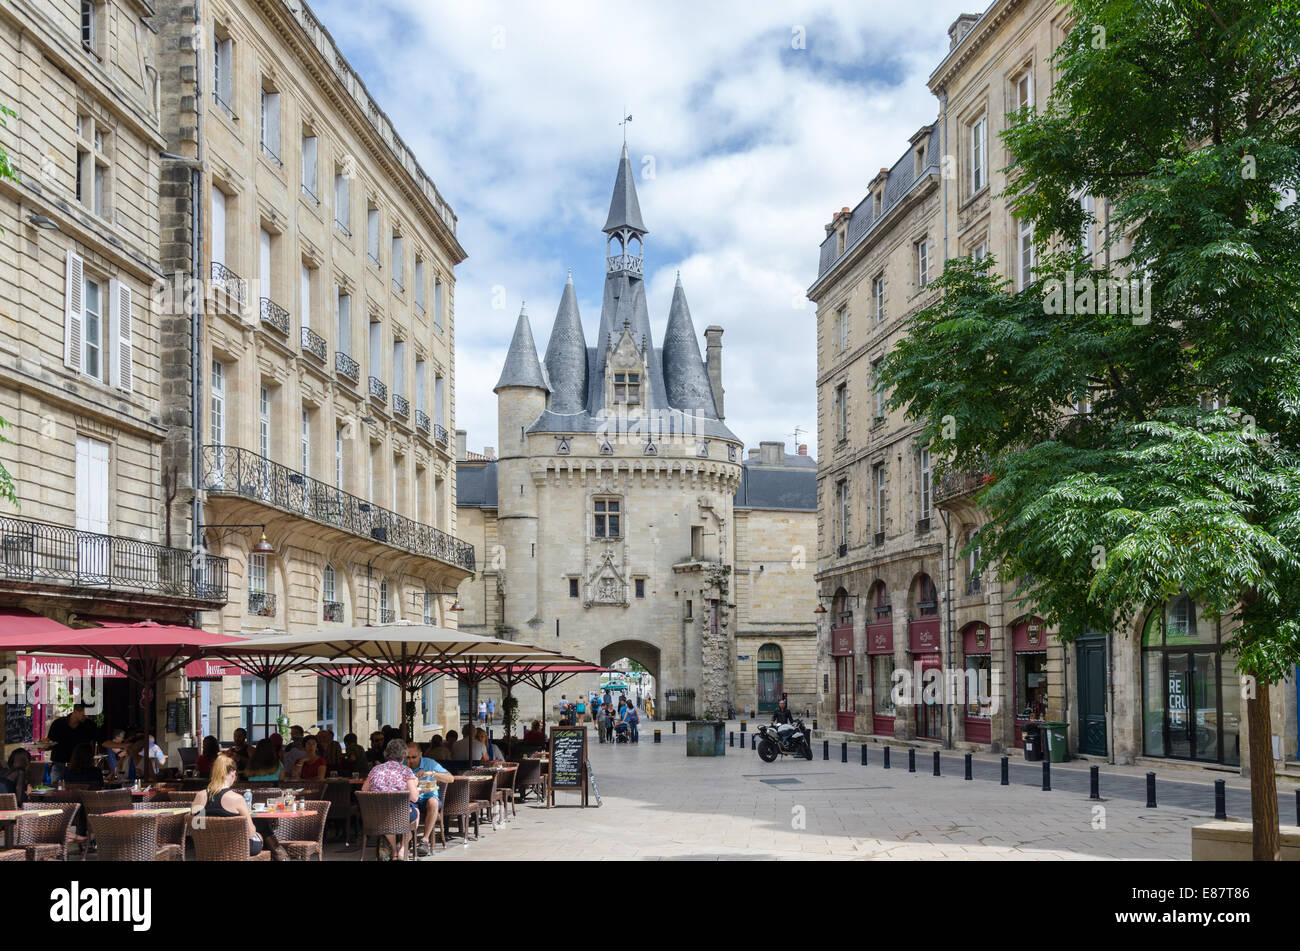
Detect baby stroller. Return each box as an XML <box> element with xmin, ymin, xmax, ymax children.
<box><xmin>614</xmin><ymin>721</ymin><xmax>631</xmax><ymax>744</ymax></box>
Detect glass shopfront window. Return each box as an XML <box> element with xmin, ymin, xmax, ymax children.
<box><xmin>1141</xmin><ymin>595</ymin><xmax>1240</xmax><ymax>766</ymax></box>
<box><xmin>872</xmin><ymin>656</ymin><xmax>895</xmax><ymax>715</ymax></box>
<box><xmin>966</xmin><ymin>655</ymin><xmax>992</xmax><ymax>717</ymax></box>
<box><xmin>1016</xmin><ymin>653</ymin><xmax>1048</xmax><ymax>721</ymax></box>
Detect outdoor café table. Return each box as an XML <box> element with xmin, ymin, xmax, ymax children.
<box><xmin>0</xmin><ymin>808</ymin><xmax>60</xmax><ymax>849</ymax></box>
<box><xmin>105</xmin><ymin>807</ymin><xmax>191</xmax><ymax>817</ymax></box>
<box><xmin>250</xmin><ymin>807</ymin><xmax>317</xmax><ymax>833</ymax></box>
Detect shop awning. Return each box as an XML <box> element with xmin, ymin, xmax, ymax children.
<box><xmin>15</xmin><ymin>654</ymin><xmax>126</xmax><ymax>679</ymax></box>
<box><xmin>0</xmin><ymin>609</ymin><xmax>76</xmax><ymax>644</ymax></box>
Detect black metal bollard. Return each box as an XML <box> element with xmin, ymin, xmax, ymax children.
<box><xmin>729</xmin><ymin>731</ymin><xmax>734</xmax><ymax>747</ymax></box>
<box><xmin>964</xmin><ymin>753</ymin><xmax>972</xmax><ymax>781</ymax></box>
<box><xmin>841</xmin><ymin>742</ymin><xmax>847</xmax><ymax>763</ymax></box>
<box><xmin>751</xmin><ymin>733</ymin><xmax>756</xmax><ymax>750</ymax></box>
<box><xmin>933</xmin><ymin>751</ymin><xmax>941</xmax><ymax>776</ymax></box>
<box><xmin>1000</xmin><ymin>756</ymin><xmax>1009</xmax><ymax>785</ymax></box>
<box><xmin>822</xmin><ymin>740</ymin><xmax>829</xmax><ymax>761</ymax></box>
<box><xmin>861</xmin><ymin>744</ymin><xmax>868</xmax><ymax>766</ymax></box>
<box><xmin>1295</xmin><ymin>789</ymin><xmax>1299</xmax><ymax>826</ymax></box>
<box><xmin>1146</xmin><ymin>771</ymin><xmax>1157</xmax><ymax>808</ymax></box>
<box><xmin>883</xmin><ymin>746</ymin><xmax>891</xmax><ymax>769</ymax></box>
<box><xmin>1089</xmin><ymin>765</ymin><xmax>1099</xmax><ymax>800</ymax></box>
<box><xmin>1215</xmin><ymin>780</ymin><xmax>1226</xmax><ymax>820</ymax></box>
<box><xmin>908</xmin><ymin>748</ymin><xmax>916</xmax><ymax>773</ymax></box>
<box><xmin>672</xmin><ymin>721</ymin><xmax>676</xmax><ymax>734</ymax></box>
<box><xmin>653</xmin><ymin>730</ymin><xmax>661</xmax><ymax>744</ymax></box>
<box><xmin>1041</xmin><ymin>760</ymin><xmax>1051</xmax><ymax>792</ymax></box>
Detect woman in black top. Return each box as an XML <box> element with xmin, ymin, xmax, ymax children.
<box><xmin>195</xmin><ymin>754</ymin><xmax>263</xmax><ymax>856</ymax></box>
<box><xmin>63</xmin><ymin>743</ymin><xmax>103</xmax><ymax>787</ymax></box>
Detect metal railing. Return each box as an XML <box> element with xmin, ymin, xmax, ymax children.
<box><xmin>415</xmin><ymin>410</ymin><xmax>431</xmax><ymax>434</ymax></box>
<box><xmin>248</xmin><ymin>591</ymin><xmax>277</xmax><ymax>617</ymax></box>
<box><xmin>0</xmin><ymin>513</ymin><xmax>228</xmax><ymax>604</ymax></box>
<box><xmin>301</xmin><ymin>326</ymin><xmax>327</xmax><ymax>362</ymax></box>
<box><xmin>369</xmin><ymin>376</ymin><xmax>387</xmax><ymax>404</ymax></box>
<box><xmin>935</xmin><ymin>468</ymin><xmax>990</xmax><ymax>503</ymax></box>
<box><xmin>379</xmin><ymin>608</ymin><xmax>395</xmax><ymax>624</ymax></box>
<box><xmin>434</xmin><ymin>424</ymin><xmax>449</xmax><ymax>446</ymax></box>
<box><xmin>916</xmin><ymin>517</ymin><xmax>931</xmax><ymax>535</ymax></box>
<box><xmin>201</xmin><ymin>445</ymin><xmax>475</xmax><ymax>572</ymax></box>
<box><xmin>606</xmin><ymin>254</ymin><xmax>643</xmax><ymax>275</ymax></box>
<box><xmin>323</xmin><ymin>600</ymin><xmax>344</xmax><ymax>623</ymax></box>
<box><xmin>261</xmin><ymin>141</ymin><xmax>282</xmax><ymax>166</ymax></box>
<box><xmin>259</xmin><ymin>298</ymin><xmax>290</xmax><ymax>336</ymax></box>
<box><xmin>209</xmin><ymin>262</ymin><xmax>247</xmax><ymax>308</ymax></box>
<box><xmin>335</xmin><ymin>351</ymin><xmax>359</xmax><ymax>382</ymax></box>
<box><xmin>392</xmin><ymin>393</ymin><xmax>410</xmax><ymax>417</ymax></box>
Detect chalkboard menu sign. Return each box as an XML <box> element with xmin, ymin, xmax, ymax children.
<box><xmin>5</xmin><ymin>702</ymin><xmax>33</xmax><ymax>744</ymax></box>
<box><xmin>547</xmin><ymin>726</ymin><xmax>588</xmax><ymax>807</ymax></box>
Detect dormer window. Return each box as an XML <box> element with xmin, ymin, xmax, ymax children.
<box><xmin>613</xmin><ymin>371</ymin><xmax>640</xmax><ymax>404</ymax></box>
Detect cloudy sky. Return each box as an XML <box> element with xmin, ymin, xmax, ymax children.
<box><xmin>310</xmin><ymin>0</ymin><xmax>988</xmax><ymax>459</ymax></box>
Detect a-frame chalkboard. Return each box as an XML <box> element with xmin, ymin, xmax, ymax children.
<box><xmin>548</xmin><ymin>725</ymin><xmax>588</xmax><ymax>807</ymax></box>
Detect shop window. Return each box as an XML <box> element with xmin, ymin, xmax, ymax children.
<box><xmin>1016</xmin><ymin>652</ymin><xmax>1048</xmax><ymax>720</ymax></box>
<box><xmin>872</xmin><ymin>657</ymin><xmax>895</xmax><ymax>715</ymax></box>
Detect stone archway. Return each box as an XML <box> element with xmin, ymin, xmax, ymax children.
<box><xmin>600</xmin><ymin>639</ymin><xmax>661</xmax><ymax>715</ymax></box>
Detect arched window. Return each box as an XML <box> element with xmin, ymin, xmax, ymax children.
<box><xmin>965</xmin><ymin>529</ymin><xmax>983</xmax><ymax>595</ymax></box>
<box><xmin>869</xmin><ymin>581</ymin><xmax>890</xmax><ymax>616</ymax></box>
<box><xmin>913</xmin><ymin>573</ymin><xmax>938</xmax><ymax>617</ymax></box>
<box><xmin>757</xmin><ymin>643</ymin><xmax>783</xmax><ymax>714</ymax></box>
<box><xmin>832</xmin><ymin>587</ymin><xmax>853</xmax><ymax>626</ymax></box>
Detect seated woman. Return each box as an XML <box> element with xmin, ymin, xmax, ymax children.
<box><xmin>361</xmin><ymin>738</ymin><xmax>420</xmax><ymax>860</ymax></box>
<box><xmin>194</xmin><ymin>735</ymin><xmax>220</xmax><ymax>775</ymax></box>
<box><xmin>293</xmin><ymin>736</ymin><xmax>327</xmax><ymax>781</ymax></box>
<box><xmin>244</xmin><ymin>739</ymin><xmax>283</xmax><ymax>782</ymax></box>
<box><xmin>0</xmin><ymin>749</ymin><xmax>32</xmax><ymax>804</ymax></box>
<box><xmin>193</xmin><ymin>753</ymin><xmax>273</xmax><ymax>857</ymax></box>
<box><xmin>112</xmin><ymin>734</ymin><xmax>149</xmax><ymax>784</ymax></box>
<box><xmin>63</xmin><ymin>742</ymin><xmax>104</xmax><ymax>787</ymax></box>
<box><xmin>474</xmin><ymin>728</ymin><xmax>503</xmax><ymax>762</ymax></box>
<box><xmin>522</xmin><ymin>720</ymin><xmax>546</xmax><ymax>744</ymax></box>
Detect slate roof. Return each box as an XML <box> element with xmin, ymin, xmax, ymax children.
<box><xmin>734</xmin><ymin>452</ymin><xmax>818</xmax><ymax>511</ymax></box>
<box><xmin>603</xmin><ymin>144</ymin><xmax>647</xmax><ymax>234</ymax></box>
<box><xmin>495</xmin><ymin>307</ymin><xmax>549</xmax><ymax>393</ymax></box>
<box><xmin>456</xmin><ymin>461</ymin><xmax>498</xmax><ymax>508</ymax></box>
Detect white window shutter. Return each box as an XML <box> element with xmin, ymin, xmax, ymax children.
<box><xmin>109</xmin><ymin>278</ymin><xmax>133</xmax><ymax>392</ymax></box>
<box><xmin>64</xmin><ymin>249</ymin><xmax>85</xmax><ymax>373</ymax></box>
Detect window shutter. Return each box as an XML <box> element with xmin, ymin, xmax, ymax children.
<box><xmin>109</xmin><ymin>278</ymin><xmax>133</xmax><ymax>392</ymax></box>
<box><xmin>64</xmin><ymin>249</ymin><xmax>85</xmax><ymax>372</ymax></box>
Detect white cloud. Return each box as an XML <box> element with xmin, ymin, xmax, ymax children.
<box><xmin>310</xmin><ymin>0</ymin><xmax>987</xmax><ymax>460</ymax></box>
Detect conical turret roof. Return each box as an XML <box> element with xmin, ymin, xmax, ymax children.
<box><xmin>494</xmin><ymin>306</ymin><xmax>549</xmax><ymax>393</ymax></box>
<box><xmin>662</xmin><ymin>274</ymin><xmax>716</xmax><ymax>416</ymax></box>
<box><xmin>543</xmin><ymin>272</ymin><xmax>589</xmax><ymax>414</ymax></box>
<box><xmin>602</xmin><ymin>144</ymin><xmax>647</xmax><ymax>234</ymax></box>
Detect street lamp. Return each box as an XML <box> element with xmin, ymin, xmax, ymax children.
<box><xmin>200</xmin><ymin>523</ymin><xmax>275</xmax><ymax>556</ymax></box>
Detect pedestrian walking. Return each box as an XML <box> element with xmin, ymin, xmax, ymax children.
<box><xmin>486</xmin><ymin>697</ymin><xmax>496</xmax><ymax>724</ymax></box>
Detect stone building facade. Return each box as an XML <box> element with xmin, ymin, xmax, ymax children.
<box><xmin>153</xmin><ymin>0</ymin><xmax>473</xmax><ymax>744</ymax></box>
<box><xmin>0</xmin><ymin>0</ymin><xmax>233</xmax><ymax>751</ymax></box>
<box><xmin>810</xmin><ymin>0</ymin><xmax>1294</xmax><ymax>776</ymax></box>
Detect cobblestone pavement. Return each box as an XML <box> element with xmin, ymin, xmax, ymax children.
<box><xmin>319</xmin><ymin>727</ymin><xmax>1252</xmax><ymax>861</ymax></box>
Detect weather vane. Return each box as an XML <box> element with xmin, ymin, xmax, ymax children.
<box><xmin>620</xmin><ymin>111</ymin><xmax>633</xmax><ymax>143</ymax></box>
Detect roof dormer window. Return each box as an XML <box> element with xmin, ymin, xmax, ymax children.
<box><xmin>613</xmin><ymin>371</ymin><xmax>641</xmax><ymax>405</ymax></box>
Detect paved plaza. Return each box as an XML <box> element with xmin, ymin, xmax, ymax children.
<box><xmin>319</xmin><ymin>727</ymin><xmax>1283</xmax><ymax>861</ymax></box>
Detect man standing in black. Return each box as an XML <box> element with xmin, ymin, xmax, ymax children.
<box><xmin>772</xmin><ymin>696</ymin><xmax>794</xmax><ymax>725</ymax></box>
<box><xmin>47</xmin><ymin>704</ymin><xmax>104</xmax><ymax>784</ymax></box>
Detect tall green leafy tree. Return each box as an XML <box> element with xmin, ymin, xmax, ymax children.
<box><xmin>880</xmin><ymin>0</ymin><xmax>1300</xmax><ymax>859</ymax></box>
<box><xmin>0</xmin><ymin>103</ymin><xmax>16</xmax><ymax>507</ymax></box>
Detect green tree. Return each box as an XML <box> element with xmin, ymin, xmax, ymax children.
<box><xmin>880</xmin><ymin>0</ymin><xmax>1300</xmax><ymax>859</ymax></box>
<box><xmin>0</xmin><ymin>103</ymin><xmax>16</xmax><ymax>506</ymax></box>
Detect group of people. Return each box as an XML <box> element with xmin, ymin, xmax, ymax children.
<box><xmin>215</xmin><ymin>724</ymin><xmax>361</xmax><ymax>783</ymax></box>
<box><xmin>594</xmin><ymin>690</ymin><xmax>641</xmax><ymax>743</ymax></box>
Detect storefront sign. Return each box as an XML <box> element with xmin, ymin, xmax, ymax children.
<box><xmin>831</xmin><ymin>625</ymin><xmax>854</xmax><ymax>656</ymax></box>
<box><xmin>963</xmin><ymin>624</ymin><xmax>990</xmax><ymax>655</ymax></box>
<box><xmin>867</xmin><ymin>621</ymin><xmax>893</xmax><ymax>654</ymax></box>
<box><xmin>908</xmin><ymin>617</ymin><xmax>941</xmax><ymax>653</ymax></box>
<box><xmin>16</xmin><ymin>655</ymin><xmax>123</xmax><ymax>680</ymax></box>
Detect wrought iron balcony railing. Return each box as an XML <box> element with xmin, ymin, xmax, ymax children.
<box><xmin>259</xmin><ymin>298</ymin><xmax>290</xmax><ymax>336</ymax></box>
<box><xmin>415</xmin><ymin>410</ymin><xmax>432</xmax><ymax>434</ymax></box>
<box><xmin>301</xmin><ymin>326</ymin><xmax>327</xmax><ymax>362</ymax></box>
<box><xmin>0</xmin><ymin>514</ymin><xmax>229</xmax><ymax>604</ymax></box>
<box><xmin>379</xmin><ymin>608</ymin><xmax>395</xmax><ymax>624</ymax></box>
<box><xmin>323</xmin><ymin>600</ymin><xmax>344</xmax><ymax>623</ymax></box>
<box><xmin>434</xmin><ymin>424</ymin><xmax>449</xmax><ymax>447</ymax></box>
<box><xmin>369</xmin><ymin>376</ymin><xmax>387</xmax><ymax>404</ymax></box>
<box><xmin>935</xmin><ymin>463</ymin><xmax>993</xmax><ymax>505</ymax></box>
<box><xmin>209</xmin><ymin>262</ymin><xmax>247</xmax><ymax>308</ymax></box>
<box><xmin>392</xmin><ymin>393</ymin><xmax>410</xmax><ymax>418</ymax></box>
<box><xmin>249</xmin><ymin>591</ymin><xmax>277</xmax><ymax>617</ymax></box>
<box><xmin>201</xmin><ymin>445</ymin><xmax>475</xmax><ymax>572</ymax></box>
<box><xmin>606</xmin><ymin>254</ymin><xmax>643</xmax><ymax>275</ymax></box>
<box><xmin>335</xmin><ymin>351</ymin><xmax>359</xmax><ymax>382</ymax></box>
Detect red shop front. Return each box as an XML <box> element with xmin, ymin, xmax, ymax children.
<box><xmin>1012</xmin><ymin>618</ymin><xmax>1048</xmax><ymax>748</ymax></box>
<box><xmin>831</xmin><ymin>623</ymin><xmax>855</xmax><ymax>732</ymax></box>
<box><xmin>962</xmin><ymin>624</ymin><xmax>992</xmax><ymax>744</ymax></box>
<box><xmin>866</xmin><ymin>619</ymin><xmax>895</xmax><ymax>736</ymax></box>
<box><xmin>908</xmin><ymin>616</ymin><xmax>943</xmax><ymax>741</ymax></box>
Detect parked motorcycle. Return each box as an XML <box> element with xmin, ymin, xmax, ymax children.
<box><xmin>755</xmin><ymin>719</ymin><xmax>813</xmax><ymax>762</ymax></box>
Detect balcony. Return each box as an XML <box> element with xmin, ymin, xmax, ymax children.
<box><xmin>967</xmin><ymin>575</ymin><xmax>983</xmax><ymax>596</ymax></box>
<box><xmin>369</xmin><ymin>376</ymin><xmax>388</xmax><ymax>406</ymax></box>
<box><xmin>935</xmin><ymin>468</ymin><xmax>991</xmax><ymax>504</ymax></box>
<box><xmin>259</xmin><ymin>298</ymin><xmax>290</xmax><ymax>336</ymax></box>
<box><xmin>300</xmin><ymin>327</ymin><xmax>327</xmax><ymax>362</ymax></box>
<box><xmin>392</xmin><ymin>393</ymin><xmax>410</xmax><ymax>418</ymax></box>
<box><xmin>434</xmin><ymin>424</ymin><xmax>449</xmax><ymax>448</ymax></box>
<box><xmin>323</xmin><ymin>600</ymin><xmax>344</xmax><ymax>623</ymax></box>
<box><xmin>201</xmin><ymin>445</ymin><xmax>476</xmax><ymax>573</ymax></box>
<box><xmin>415</xmin><ymin>410</ymin><xmax>432</xmax><ymax>435</ymax></box>
<box><xmin>209</xmin><ymin>262</ymin><xmax>247</xmax><ymax>309</ymax></box>
<box><xmin>0</xmin><ymin>514</ymin><xmax>228</xmax><ymax>608</ymax></box>
<box><xmin>248</xmin><ymin>591</ymin><xmax>277</xmax><ymax>617</ymax></box>
<box><xmin>379</xmin><ymin>608</ymin><xmax>395</xmax><ymax>624</ymax></box>
<box><xmin>606</xmin><ymin>254</ymin><xmax>643</xmax><ymax>275</ymax></box>
<box><xmin>335</xmin><ymin>351</ymin><xmax>360</xmax><ymax>383</ymax></box>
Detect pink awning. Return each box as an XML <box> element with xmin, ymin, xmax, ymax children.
<box><xmin>16</xmin><ymin>655</ymin><xmax>126</xmax><ymax>679</ymax></box>
<box><xmin>184</xmin><ymin>659</ymin><xmax>244</xmax><ymax>681</ymax></box>
<box><xmin>0</xmin><ymin>609</ymin><xmax>75</xmax><ymax>645</ymax></box>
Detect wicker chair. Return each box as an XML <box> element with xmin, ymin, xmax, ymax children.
<box><xmin>82</xmin><ymin>788</ymin><xmax>131</xmax><ymax>859</ymax></box>
<box><xmin>189</xmin><ymin>815</ymin><xmax>272</xmax><ymax>861</ymax></box>
<box><xmin>320</xmin><ymin>781</ymin><xmax>358</xmax><ymax>845</ymax></box>
<box><xmin>439</xmin><ymin>779</ymin><xmax>480</xmax><ymax>844</ymax></box>
<box><xmin>130</xmin><ymin>804</ymin><xmax>186</xmax><ymax>860</ymax></box>
<box><xmin>465</xmin><ymin>770</ymin><xmax>504</xmax><ymax>827</ymax></box>
<box><xmin>16</xmin><ymin>802</ymin><xmax>80</xmax><ymax>861</ymax></box>
<box><xmin>41</xmin><ymin>790</ymin><xmax>88</xmax><ymax>852</ymax></box>
<box><xmin>355</xmin><ymin>791</ymin><xmax>416</xmax><ymax>861</ymax></box>
<box><xmin>296</xmin><ymin>782</ymin><xmax>326</xmax><ymax>800</ymax></box>
<box><xmin>513</xmin><ymin>758</ymin><xmax>546</xmax><ymax>804</ymax></box>
<box><xmin>275</xmin><ymin>801</ymin><xmax>330</xmax><ymax>860</ymax></box>
<box><xmin>491</xmin><ymin>767</ymin><xmax>517</xmax><ymax>820</ymax></box>
<box><xmin>162</xmin><ymin>790</ymin><xmax>203</xmax><ymax>804</ymax></box>
<box><xmin>0</xmin><ymin>849</ymin><xmax>25</xmax><ymax>861</ymax></box>
<box><xmin>87</xmin><ymin>813</ymin><xmax>160</xmax><ymax>862</ymax></box>
<box><xmin>0</xmin><ymin>793</ymin><xmax>16</xmax><ymax>812</ymax></box>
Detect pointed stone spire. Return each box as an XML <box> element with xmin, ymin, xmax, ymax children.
<box><xmin>603</xmin><ymin>143</ymin><xmax>647</xmax><ymax>235</ymax></box>
<box><xmin>662</xmin><ymin>274</ymin><xmax>716</xmax><ymax>416</ymax></box>
<box><xmin>543</xmin><ymin>272</ymin><xmax>589</xmax><ymax>413</ymax></box>
<box><xmin>494</xmin><ymin>305</ymin><xmax>549</xmax><ymax>393</ymax></box>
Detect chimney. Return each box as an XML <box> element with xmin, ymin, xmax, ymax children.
<box><xmin>704</xmin><ymin>326</ymin><xmax>724</xmax><ymax>419</ymax></box>
<box><xmin>798</xmin><ymin>444</ymin><xmax>808</xmax><ymax>456</ymax></box>
<box><xmin>455</xmin><ymin>429</ymin><xmax>468</xmax><ymax>460</ymax></box>
<box><xmin>759</xmin><ymin>441</ymin><xmax>783</xmax><ymax>466</ymax></box>
<box><xmin>748</xmin><ymin>448</ymin><xmax>760</xmax><ymax>460</ymax></box>
<box><xmin>948</xmin><ymin>13</ymin><xmax>980</xmax><ymax>50</ymax></box>
<box><xmin>484</xmin><ymin>447</ymin><xmax>496</xmax><ymax>461</ymax></box>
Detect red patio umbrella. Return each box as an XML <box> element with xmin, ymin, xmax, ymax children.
<box><xmin>0</xmin><ymin>608</ymin><xmax>75</xmax><ymax>641</ymax></box>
